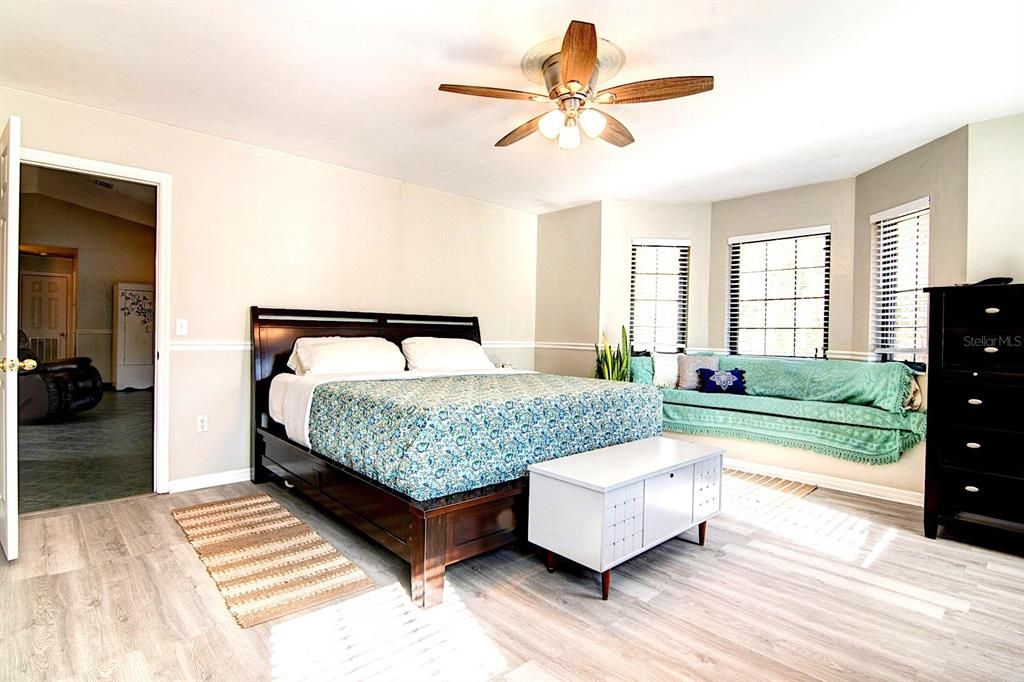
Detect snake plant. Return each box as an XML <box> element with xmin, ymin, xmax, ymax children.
<box><xmin>594</xmin><ymin>326</ymin><xmax>632</xmax><ymax>381</ymax></box>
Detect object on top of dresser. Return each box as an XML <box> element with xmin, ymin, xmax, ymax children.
<box><xmin>964</xmin><ymin>276</ymin><xmax>1013</xmax><ymax>286</ymax></box>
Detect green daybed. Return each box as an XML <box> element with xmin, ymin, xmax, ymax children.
<box><xmin>631</xmin><ymin>355</ymin><xmax>926</xmax><ymax>465</ymax></box>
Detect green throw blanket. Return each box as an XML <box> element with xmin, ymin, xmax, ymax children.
<box><xmin>662</xmin><ymin>389</ymin><xmax>925</xmax><ymax>464</ymax></box>
<box><xmin>631</xmin><ymin>355</ymin><xmax>925</xmax><ymax>464</ymax></box>
<box><xmin>717</xmin><ymin>356</ymin><xmax>916</xmax><ymax>414</ymax></box>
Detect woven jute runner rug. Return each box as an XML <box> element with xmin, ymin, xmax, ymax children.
<box><xmin>172</xmin><ymin>493</ymin><xmax>373</xmax><ymax>627</ymax></box>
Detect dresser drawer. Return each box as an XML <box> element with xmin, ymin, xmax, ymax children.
<box><xmin>943</xmin><ymin>287</ymin><xmax>1023</xmax><ymax>328</ymax></box>
<box><xmin>939</xmin><ymin>468</ymin><xmax>1024</xmax><ymax>522</ymax></box>
<box><xmin>937</xmin><ymin>427</ymin><xmax>1024</xmax><ymax>476</ymax></box>
<box><xmin>941</xmin><ymin>330</ymin><xmax>1024</xmax><ymax>370</ymax></box>
<box><xmin>933</xmin><ymin>383</ymin><xmax>1024</xmax><ymax>428</ymax></box>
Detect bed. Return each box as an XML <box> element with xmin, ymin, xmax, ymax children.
<box><xmin>251</xmin><ymin>307</ymin><xmax>661</xmax><ymax>607</ymax></box>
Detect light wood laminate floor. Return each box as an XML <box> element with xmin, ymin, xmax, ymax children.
<box><xmin>1</xmin><ymin>480</ymin><xmax>1021</xmax><ymax>681</ymax></box>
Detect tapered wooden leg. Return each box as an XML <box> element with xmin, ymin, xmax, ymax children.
<box><xmin>698</xmin><ymin>520</ymin><xmax>708</xmax><ymax>546</ymax></box>
<box><xmin>601</xmin><ymin>570</ymin><xmax>611</xmax><ymax>600</ymax></box>
<box><xmin>545</xmin><ymin>550</ymin><xmax>557</xmax><ymax>573</ymax></box>
<box><xmin>410</xmin><ymin>514</ymin><xmax>446</xmax><ymax>608</ymax></box>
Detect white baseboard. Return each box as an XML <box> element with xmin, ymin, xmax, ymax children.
<box><xmin>723</xmin><ymin>457</ymin><xmax>924</xmax><ymax>507</ymax></box>
<box><xmin>168</xmin><ymin>468</ymin><xmax>251</xmax><ymax>493</ymax></box>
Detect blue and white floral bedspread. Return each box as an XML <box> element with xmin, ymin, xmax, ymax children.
<box><xmin>307</xmin><ymin>373</ymin><xmax>662</xmax><ymax>500</ymax></box>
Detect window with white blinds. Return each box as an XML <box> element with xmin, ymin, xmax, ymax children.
<box><xmin>728</xmin><ymin>228</ymin><xmax>831</xmax><ymax>358</ymax></box>
<box><xmin>871</xmin><ymin>201</ymin><xmax>930</xmax><ymax>362</ymax></box>
<box><xmin>629</xmin><ymin>240</ymin><xmax>690</xmax><ymax>353</ymax></box>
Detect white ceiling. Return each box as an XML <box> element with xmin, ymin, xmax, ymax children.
<box><xmin>2</xmin><ymin>1</ymin><xmax>1022</xmax><ymax>214</ymax></box>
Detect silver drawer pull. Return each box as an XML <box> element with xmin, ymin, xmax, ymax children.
<box><xmin>283</xmin><ymin>480</ymin><xmax>295</xmax><ymax>489</ymax></box>
<box><xmin>966</xmin><ymin>442</ymin><xmax>981</xmax><ymax>449</ymax></box>
<box><xmin>984</xmin><ymin>307</ymin><xmax>1000</xmax><ymax>314</ymax></box>
<box><xmin>964</xmin><ymin>485</ymin><xmax>980</xmax><ymax>493</ymax></box>
<box><xmin>983</xmin><ymin>346</ymin><xmax>999</xmax><ymax>354</ymax></box>
<box><xmin>967</xmin><ymin>398</ymin><xmax>983</xmax><ymax>405</ymax></box>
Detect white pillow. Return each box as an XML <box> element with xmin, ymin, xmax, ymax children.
<box><xmin>401</xmin><ymin>337</ymin><xmax>495</xmax><ymax>371</ymax></box>
<box><xmin>287</xmin><ymin>336</ymin><xmax>340</xmax><ymax>373</ymax></box>
<box><xmin>289</xmin><ymin>337</ymin><xmax>405</xmax><ymax>375</ymax></box>
<box><xmin>652</xmin><ymin>353</ymin><xmax>680</xmax><ymax>388</ymax></box>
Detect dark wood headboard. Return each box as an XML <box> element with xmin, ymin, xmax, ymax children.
<box><xmin>250</xmin><ymin>306</ymin><xmax>482</xmax><ymax>429</ymax></box>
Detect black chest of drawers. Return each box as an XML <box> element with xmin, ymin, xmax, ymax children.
<box><xmin>924</xmin><ymin>283</ymin><xmax>1024</xmax><ymax>539</ymax></box>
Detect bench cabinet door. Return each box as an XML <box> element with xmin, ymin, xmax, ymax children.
<box><xmin>643</xmin><ymin>464</ymin><xmax>694</xmax><ymax>546</ymax></box>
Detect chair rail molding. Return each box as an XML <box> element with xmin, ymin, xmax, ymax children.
<box><xmin>534</xmin><ymin>341</ymin><xmax>594</xmax><ymax>352</ymax></box>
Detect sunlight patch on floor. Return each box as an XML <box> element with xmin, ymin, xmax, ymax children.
<box><xmin>269</xmin><ymin>581</ymin><xmax>508</xmax><ymax>682</ymax></box>
<box><xmin>722</xmin><ymin>476</ymin><xmax>874</xmax><ymax>561</ymax></box>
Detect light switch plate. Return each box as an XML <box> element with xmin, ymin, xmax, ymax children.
<box><xmin>176</xmin><ymin>318</ymin><xmax>188</xmax><ymax>336</ymax></box>
<box><xmin>197</xmin><ymin>415</ymin><xmax>208</xmax><ymax>433</ymax></box>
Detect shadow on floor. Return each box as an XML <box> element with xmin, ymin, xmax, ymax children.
<box><xmin>18</xmin><ymin>388</ymin><xmax>153</xmax><ymax>513</ymax></box>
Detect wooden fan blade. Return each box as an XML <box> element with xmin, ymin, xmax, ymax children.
<box><xmin>495</xmin><ymin>113</ymin><xmax>545</xmax><ymax>147</ymax></box>
<box><xmin>596</xmin><ymin>76</ymin><xmax>714</xmax><ymax>104</ymax></box>
<box><xmin>439</xmin><ymin>84</ymin><xmax>548</xmax><ymax>102</ymax></box>
<box><xmin>598</xmin><ymin>111</ymin><xmax>634</xmax><ymax>147</ymax></box>
<box><xmin>560</xmin><ymin>20</ymin><xmax>597</xmax><ymax>92</ymax></box>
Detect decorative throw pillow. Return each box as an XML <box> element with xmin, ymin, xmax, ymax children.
<box><xmin>697</xmin><ymin>368</ymin><xmax>748</xmax><ymax>395</ymax></box>
<box><xmin>677</xmin><ymin>354</ymin><xmax>720</xmax><ymax>390</ymax></box>
<box><xmin>652</xmin><ymin>353</ymin><xmax>680</xmax><ymax>388</ymax></box>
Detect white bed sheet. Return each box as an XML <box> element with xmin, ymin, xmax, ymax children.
<box><xmin>268</xmin><ymin>368</ymin><xmax>533</xmax><ymax>447</ymax></box>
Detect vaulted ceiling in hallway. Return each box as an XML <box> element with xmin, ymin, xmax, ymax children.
<box><xmin>2</xmin><ymin>1</ymin><xmax>1022</xmax><ymax>213</ymax></box>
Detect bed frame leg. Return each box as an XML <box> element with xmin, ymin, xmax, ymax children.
<box><xmin>698</xmin><ymin>520</ymin><xmax>708</xmax><ymax>546</ymax></box>
<box><xmin>410</xmin><ymin>512</ymin><xmax>446</xmax><ymax>608</ymax></box>
<box><xmin>251</xmin><ymin>435</ymin><xmax>270</xmax><ymax>484</ymax></box>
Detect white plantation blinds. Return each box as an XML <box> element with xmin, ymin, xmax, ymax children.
<box><xmin>871</xmin><ymin>203</ymin><xmax>930</xmax><ymax>362</ymax></box>
<box><xmin>728</xmin><ymin>228</ymin><xmax>831</xmax><ymax>358</ymax></box>
<box><xmin>629</xmin><ymin>240</ymin><xmax>690</xmax><ymax>353</ymax></box>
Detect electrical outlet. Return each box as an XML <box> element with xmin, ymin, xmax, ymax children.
<box><xmin>176</xmin><ymin>318</ymin><xmax>189</xmax><ymax>336</ymax></box>
<box><xmin>197</xmin><ymin>415</ymin><xmax>209</xmax><ymax>433</ymax></box>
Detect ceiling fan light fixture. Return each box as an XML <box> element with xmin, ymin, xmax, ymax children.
<box><xmin>579</xmin><ymin>109</ymin><xmax>607</xmax><ymax>138</ymax></box>
<box><xmin>558</xmin><ymin>119</ymin><xmax>581</xmax><ymax>150</ymax></box>
<box><xmin>539</xmin><ymin>109</ymin><xmax>564</xmax><ymax>139</ymax></box>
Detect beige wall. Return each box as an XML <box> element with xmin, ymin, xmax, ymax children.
<box><xmin>853</xmin><ymin>126</ymin><xmax>968</xmax><ymax>353</ymax></box>
<box><xmin>599</xmin><ymin>200</ymin><xmax>712</xmax><ymax>349</ymax></box>
<box><xmin>967</xmin><ymin>113</ymin><xmax>1024</xmax><ymax>282</ymax></box>
<box><xmin>709</xmin><ymin>179</ymin><xmax>857</xmax><ymax>354</ymax></box>
<box><xmin>1</xmin><ymin>87</ymin><xmax>538</xmax><ymax>482</ymax></box>
<box><xmin>19</xmin><ymin>193</ymin><xmax>155</xmax><ymax>379</ymax></box>
<box><xmin>534</xmin><ymin>200</ymin><xmax>713</xmax><ymax>376</ymax></box>
<box><xmin>534</xmin><ymin>203</ymin><xmax>602</xmax><ymax>376</ymax></box>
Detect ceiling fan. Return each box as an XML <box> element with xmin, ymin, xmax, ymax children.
<box><xmin>439</xmin><ymin>20</ymin><xmax>713</xmax><ymax>149</ymax></box>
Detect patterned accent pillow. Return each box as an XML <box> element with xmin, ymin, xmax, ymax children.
<box><xmin>677</xmin><ymin>354</ymin><xmax>720</xmax><ymax>390</ymax></box>
<box><xmin>697</xmin><ymin>368</ymin><xmax>747</xmax><ymax>395</ymax></box>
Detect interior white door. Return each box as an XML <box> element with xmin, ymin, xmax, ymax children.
<box><xmin>1</xmin><ymin>116</ymin><xmax>22</xmax><ymax>561</ymax></box>
<box><xmin>20</xmin><ymin>273</ymin><xmax>70</xmax><ymax>361</ymax></box>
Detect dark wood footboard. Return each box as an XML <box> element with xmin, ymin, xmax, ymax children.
<box><xmin>250</xmin><ymin>307</ymin><xmax>529</xmax><ymax>608</ymax></box>
<box><xmin>256</xmin><ymin>428</ymin><xmax>526</xmax><ymax>607</ymax></box>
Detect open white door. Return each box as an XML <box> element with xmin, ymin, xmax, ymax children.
<box><xmin>1</xmin><ymin>116</ymin><xmax>22</xmax><ymax>560</ymax></box>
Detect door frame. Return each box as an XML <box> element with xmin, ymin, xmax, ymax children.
<box><xmin>18</xmin><ymin>270</ymin><xmax>74</xmax><ymax>360</ymax></box>
<box><xmin>20</xmin><ymin>148</ymin><xmax>172</xmax><ymax>494</ymax></box>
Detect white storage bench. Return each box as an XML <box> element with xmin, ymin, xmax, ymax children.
<box><xmin>528</xmin><ymin>436</ymin><xmax>724</xmax><ymax>599</ymax></box>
